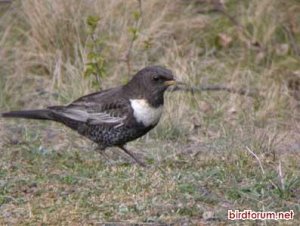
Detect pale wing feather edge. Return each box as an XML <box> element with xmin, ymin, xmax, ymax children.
<box><xmin>56</xmin><ymin>108</ymin><xmax>126</xmax><ymax>125</ymax></box>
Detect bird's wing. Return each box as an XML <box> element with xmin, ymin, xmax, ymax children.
<box><xmin>67</xmin><ymin>102</ymin><xmax>128</xmax><ymax>125</ymax></box>
<box><xmin>49</xmin><ymin>88</ymin><xmax>131</xmax><ymax>126</ymax></box>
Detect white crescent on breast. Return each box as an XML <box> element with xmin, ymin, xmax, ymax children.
<box><xmin>129</xmin><ymin>99</ymin><xmax>163</xmax><ymax>127</ymax></box>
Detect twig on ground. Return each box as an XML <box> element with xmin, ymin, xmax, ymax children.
<box><xmin>246</xmin><ymin>146</ymin><xmax>265</xmax><ymax>175</ymax></box>
<box><xmin>278</xmin><ymin>160</ymin><xmax>285</xmax><ymax>191</ymax></box>
<box><xmin>169</xmin><ymin>83</ymin><xmax>259</xmax><ymax>98</ymax></box>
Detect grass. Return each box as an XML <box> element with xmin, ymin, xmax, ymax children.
<box><xmin>0</xmin><ymin>0</ymin><xmax>299</xmax><ymax>224</ymax></box>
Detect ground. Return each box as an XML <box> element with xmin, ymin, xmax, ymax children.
<box><xmin>0</xmin><ymin>0</ymin><xmax>299</xmax><ymax>225</ymax></box>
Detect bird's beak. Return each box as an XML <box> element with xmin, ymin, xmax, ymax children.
<box><xmin>164</xmin><ymin>79</ymin><xmax>177</xmax><ymax>86</ymax></box>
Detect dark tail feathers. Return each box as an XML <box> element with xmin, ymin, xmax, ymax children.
<box><xmin>1</xmin><ymin>109</ymin><xmax>53</xmax><ymax>120</ymax></box>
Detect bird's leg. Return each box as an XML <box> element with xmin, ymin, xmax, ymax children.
<box><xmin>118</xmin><ymin>146</ymin><xmax>146</xmax><ymax>167</ymax></box>
<box><xmin>95</xmin><ymin>146</ymin><xmax>113</xmax><ymax>165</ymax></box>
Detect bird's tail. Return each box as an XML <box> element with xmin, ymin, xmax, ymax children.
<box><xmin>1</xmin><ymin>109</ymin><xmax>53</xmax><ymax>120</ymax></box>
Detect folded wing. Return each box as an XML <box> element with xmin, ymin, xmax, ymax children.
<box><xmin>49</xmin><ymin>88</ymin><xmax>131</xmax><ymax>128</ymax></box>
<box><xmin>52</xmin><ymin>105</ymin><xmax>127</xmax><ymax>126</ymax></box>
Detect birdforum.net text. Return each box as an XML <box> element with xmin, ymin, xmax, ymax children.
<box><xmin>228</xmin><ymin>210</ymin><xmax>294</xmax><ymax>220</ymax></box>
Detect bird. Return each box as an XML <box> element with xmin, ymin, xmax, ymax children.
<box><xmin>1</xmin><ymin>66</ymin><xmax>177</xmax><ymax>166</ymax></box>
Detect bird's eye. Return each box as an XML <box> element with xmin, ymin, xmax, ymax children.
<box><xmin>153</xmin><ymin>75</ymin><xmax>160</xmax><ymax>81</ymax></box>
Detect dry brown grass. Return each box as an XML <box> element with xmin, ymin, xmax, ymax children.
<box><xmin>0</xmin><ymin>0</ymin><xmax>299</xmax><ymax>224</ymax></box>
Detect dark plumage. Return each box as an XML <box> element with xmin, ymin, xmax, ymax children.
<box><xmin>1</xmin><ymin>66</ymin><xmax>176</xmax><ymax>166</ymax></box>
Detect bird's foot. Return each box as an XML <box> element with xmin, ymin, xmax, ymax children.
<box><xmin>118</xmin><ymin>146</ymin><xmax>146</xmax><ymax>167</ymax></box>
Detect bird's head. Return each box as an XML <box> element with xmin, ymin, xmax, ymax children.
<box><xmin>126</xmin><ymin>66</ymin><xmax>176</xmax><ymax>107</ymax></box>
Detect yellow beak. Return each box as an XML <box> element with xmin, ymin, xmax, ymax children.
<box><xmin>164</xmin><ymin>80</ymin><xmax>177</xmax><ymax>86</ymax></box>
